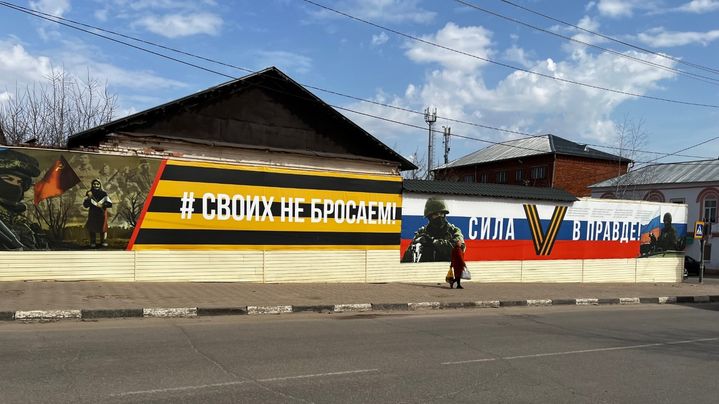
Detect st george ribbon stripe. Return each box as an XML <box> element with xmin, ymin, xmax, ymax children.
<box><xmin>540</xmin><ymin>206</ymin><xmax>567</xmax><ymax>256</ymax></box>
<box><xmin>147</xmin><ymin>197</ymin><xmax>402</xmax><ymax>218</ymax></box>
<box><xmin>133</xmin><ymin>229</ymin><xmax>400</xmax><ymax>245</ymax></box>
<box><xmin>160</xmin><ymin>165</ymin><xmax>402</xmax><ymax>194</ymax></box>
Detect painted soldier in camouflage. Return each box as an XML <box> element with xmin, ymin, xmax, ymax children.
<box><xmin>657</xmin><ymin>212</ymin><xmax>684</xmax><ymax>251</ymax></box>
<box><xmin>0</xmin><ymin>148</ymin><xmax>44</xmax><ymax>250</ymax></box>
<box><xmin>402</xmin><ymin>197</ymin><xmax>465</xmax><ymax>262</ymax></box>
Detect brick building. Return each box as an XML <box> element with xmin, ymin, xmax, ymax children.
<box><xmin>433</xmin><ymin>134</ymin><xmax>631</xmax><ymax>197</ymax></box>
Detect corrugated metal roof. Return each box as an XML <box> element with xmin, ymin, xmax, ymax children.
<box><xmin>403</xmin><ymin>179</ymin><xmax>577</xmax><ymax>202</ymax></box>
<box><xmin>437</xmin><ymin>134</ymin><xmax>630</xmax><ymax>169</ymax></box>
<box><xmin>590</xmin><ymin>159</ymin><xmax>719</xmax><ymax>188</ymax></box>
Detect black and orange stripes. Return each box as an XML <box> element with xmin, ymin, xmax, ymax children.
<box><xmin>523</xmin><ymin>204</ymin><xmax>567</xmax><ymax>256</ymax></box>
<box><xmin>131</xmin><ymin>160</ymin><xmax>402</xmax><ymax>250</ymax></box>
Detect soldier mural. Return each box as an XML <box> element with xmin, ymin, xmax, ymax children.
<box><xmin>0</xmin><ymin>147</ymin><xmax>159</xmax><ymax>251</ymax></box>
<box><xmin>0</xmin><ymin>148</ymin><xmax>44</xmax><ymax>249</ymax></box>
<box><xmin>401</xmin><ymin>197</ymin><xmax>466</xmax><ymax>262</ymax></box>
<box><xmin>641</xmin><ymin>212</ymin><xmax>686</xmax><ymax>256</ymax></box>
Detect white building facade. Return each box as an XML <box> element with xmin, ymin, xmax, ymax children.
<box><xmin>589</xmin><ymin>160</ymin><xmax>719</xmax><ymax>269</ymax></box>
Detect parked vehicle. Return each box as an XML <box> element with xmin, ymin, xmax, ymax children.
<box><xmin>684</xmin><ymin>256</ymin><xmax>701</xmax><ymax>277</ymax></box>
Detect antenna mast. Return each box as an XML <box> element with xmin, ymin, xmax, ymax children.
<box><xmin>424</xmin><ymin>107</ymin><xmax>437</xmax><ymax>179</ymax></box>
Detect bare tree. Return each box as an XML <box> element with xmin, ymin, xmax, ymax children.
<box><xmin>120</xmin><ymin>192</ymin><xmax>144</xmax><ymax>228</ymax></box>
<box><xmin>32</xmin><ymin>194</ymin><xmax>73</xmax><ymax>242</ymax></box>
<box><xmin>402</xmin><ymin>149</ymin><xmax>428</xmax><ymax>180</ymax></box>
<box><xmin>0</xmin><ymin>68</ymin><xmax>117</xmax><ymax>146</ymax></box>
<box><xmin>611</xmin><ymin>115</ymin><xmax>653</xmax><ymax>199</ymax></box>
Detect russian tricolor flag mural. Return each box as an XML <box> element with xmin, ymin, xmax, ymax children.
<box><xmin>400</xmin><ymin>195</ymin><xmax>687</xmax><ymax>263</ymax></box>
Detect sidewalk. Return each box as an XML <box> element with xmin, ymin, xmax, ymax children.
<box><xmin>2</xmin><ymin>277</ymin><xmax>719</xmax><ymax>320</ymax></box>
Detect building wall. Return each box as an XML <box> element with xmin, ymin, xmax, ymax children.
<box><xmin>0</xmin><ymin>250</ymin><xmax>682</xmax><ymax>283</ymax></box>
<box><xmin>435</xmin><ymin>155</ymin><xmax>627</xmax><ymax>197</ymax></box>
<box><xmin>434</xmin><ymin>154</ymin><xmax>554</xmax><ymax>188</ymax></box>
<box><xmin>0</xmin><ymin>143</ymin><xmax>681</xmax><ymax>283</ymax></box>
<box><xmin>80</xmin><ymin>134</ymin><xmax>400</xmax><ymax>176</ymax></box>
<box><xmin>554</xmin><ymin>156</ymin><xmax>628</xmax><ymax>197</ymax></box>
<box><xmin>592</xmin><ymin>183</ymin><xmax>718</xmax><ymax>269</ymax></box>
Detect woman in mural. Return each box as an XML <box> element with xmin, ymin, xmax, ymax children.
<box><xmin>83</xmin><ymin>179</ymin><xmax>112</xmax><ymax>247</ymax></box>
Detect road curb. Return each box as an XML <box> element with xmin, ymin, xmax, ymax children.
<box><xmin>4</xmin><ymin>295</ymin><xmax>717</xmax><ymax>321</ymax></box>
<box><xmin>82</xmin><ymin>308</ymin><xmax>143</xmax><ymax>319</ymax></box>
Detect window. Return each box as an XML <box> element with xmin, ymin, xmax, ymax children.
<box><xmin>704</xmin><ymin>199</ymin><xmax>717</xmax><ymax>222</ymax></box>
<box><xmin>530</xmin><ymin>166</ymin><xmax>546</xmax><ymax>180</ymax></box>
<box><xmin>496</xmin><ymin>171</ymin><xmax>507</xmax><ymax>183</ymax></box>
<box><xmin>479</xmin><ymin>173</ymin><xmax>488</xmax><ymax>183</ymax></box>
<box><xmin>515</xmin><ymin>169</ymin><xmax>523</xmax><ymax>182</ymax></box>
<box><xmin>463</xmin><ymin>175</ymin><xmax>474</xmax><ymax>183</ymax></box>
<box><xmin>670</xmin><ymin>198</ymin><xmax>685</xmax><ymax>204</ymax></box>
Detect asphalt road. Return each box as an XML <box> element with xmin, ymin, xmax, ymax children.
<box><xmin>2</xmin><ymin>304</ymin><xmax>719</xmax><ymax>403</ymax></box>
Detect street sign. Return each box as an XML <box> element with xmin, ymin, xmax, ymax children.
<box><xmin>695</xmin><ymin>221</ymin><xmax>705</xmax><ymax>239</ymax></box>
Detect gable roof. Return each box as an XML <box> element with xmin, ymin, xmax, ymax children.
<box><xmin>436</xmin><ymin>134</ymin><xmax>631</xmax><ymax>170</ymax></box>
<box><xmin>590</xmin><ymin>159</ymin><xmax>719</xmax><ymax>188</ymax></box>
<box><xmin>403</xmin><ymin>179</ymin><xmax>577</xmax><ymax>203</ymax></box>
<box><xmin>68</xmin><ymin>67</ymin><xmax>416</xmax><ymax>170</ymax></box>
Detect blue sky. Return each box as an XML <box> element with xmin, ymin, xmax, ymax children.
<box><xmin>1</xmin><ymin>0</ymin><xmax>718</xmax><ymax>169</ymax></box>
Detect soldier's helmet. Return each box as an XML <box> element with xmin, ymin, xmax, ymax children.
<box><xmin>424</xmin><ymin>197</ymin><xmax>449</xmax><ymax>217</ymax></box>
<box><xmin>0</xmin><ymin>149</ymin><xmax>40</xmax><ymax>192</ymax></box>
<box><xmin>0</xmin><ymin>148</ymin><xmax>41</xmax><ymax>212</ymax></box>
<box><xmin>663</xmin><ymin>212</ymin><xmax>672</xmax><ymax>223</ymax></box>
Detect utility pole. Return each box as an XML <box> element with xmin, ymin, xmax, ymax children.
<box><xmin>424</xmin><ymin>107</ymin><xmax>437</xmax><ymax>179</ymax></box>
<box><xmin>443</xmin><ymin>126</ymin><xmax>451</xmax><ymax>165</ymax></box>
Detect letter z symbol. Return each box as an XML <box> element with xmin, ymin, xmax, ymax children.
<box><xmin>523</xmin><ymin>204</ymin><xmax>567</xmax><ymax>256</ymax></box>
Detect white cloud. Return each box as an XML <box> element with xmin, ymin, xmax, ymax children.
<box><xmin>596</xmin><ymin>0</ymin><xmax>636</xmax><ymax>17</ymax></box>
<box><xmin>372</xmin><ymin>31</ymin><xmax>389</xmax><ymax>46</ymax></box>
<box><xmin>94</xmin><ymin>1</ymin><xmax>223</xmax><ymax>38</ymax></box>
<box><xmin>503</xmin><ymin>45</ymin><xmax>533</xmax><ymax>68</ymax></box>
<box><xmin>29</xmin><ymin>0</ymin><xmax>70</xmax><ymax>17</ymax></box>
<box><xmin>309</xmin><ymin>0</ymin><xmax>435</xmax><ymax>24</ymax></box>
<box><xmin>676</xmin><ymin>0</ymin><xmax>719</xmax><ymax>13</ymax></box>
<box><xmin>94</xmin><ymin>8</ymin><xmax>109</xmax><ymax>22</ymax></box>
<box><xmin>405</xmin><ymin>23</ymin><xmax>494</xmax><ymax>72</ymax></box>
<box><xmin>136</xmin><ymin>13</ymin><xmax>223</xmax><ymax>38</ymax></box>
<box><xmin>112</xmin><ymin>0</ymin><xmax>215</xmax><ymax>11</ymax></box>
<box><xmin>595</xmin><ymin>0</ymin><xmax>658</xmax><ymax>18</ymax></box>
<box><xmin>0</xmin><ymin>40</ymin><xmax>184</xmax><ymax>98</ymax></box>
<box><xmin>344</xmin><ymin>23</ymin><xmax>678</xmax><ymax>156</ymax></box>
<box><xmin>254</xmin><ymin>51</ymin><xmax>313</xmax><ymax>74</ymax></box>
<box><xmin>0</xmin><ymin>41</ymin><xmax>54</xmax><ymax>86</ymax></box>
<box><xmin>636</xmin><ymin>27</ymin><xmax>719</xmax><ymax>47</ymax></box>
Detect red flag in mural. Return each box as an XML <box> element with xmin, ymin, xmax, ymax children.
<box><xmin>33</xmin><ymin>155</ymin><xmax>81</xmax><ymax>205</ymax></box>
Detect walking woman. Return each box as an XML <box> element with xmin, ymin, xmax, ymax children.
<box><xmin>448</xmin><ymin>240</ymin><xmax>466</xmax><ymax>289</ymax></box>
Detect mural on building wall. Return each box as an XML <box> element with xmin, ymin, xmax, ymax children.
<box><xmin>0</xmin><ymin>147</ymin><xmax>159</xmax><ymax>250</ymax></box>
<box><xmin>0</xmin><ymin>148</ymin><xmax>403</xmax><ymax>251</ymax></box>
<box><xmin>400</xmin><ymin>195</ymin><xmax>688</xmax><ymax>262</ymax></box>
<box><xmin>128</xmin><ymin>160</ymin><xmax>403</xmax><ymax>250</ymax></box>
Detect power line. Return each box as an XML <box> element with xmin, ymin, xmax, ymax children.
<box><xmin>335</xmin><ymin>106</ymin><xmax>716</xmax><ymax>167</ymax></box>
<box><xmin>0</xmin><ymin>1</ymin><xmax>238</xmax><ymax>81</ymax></box>
<box><xmin>497</xmin><ymin>0</ymin><xmax>719</xmax><ymax>76</ymax></box>
<box><xmin>454</xmin><ymin>0</ymin><xmax>719</xmax><ymax>87</ymax></box>
<box><xmin>1</xmin><ymin>1</ymin><xmax>715</xmax><ymax>166</ymax></box>
<box><xmin>639</xmin><ymin>134</ymin><xmax>719</xmax><ymax>166</ymax></box>
<box><xmin>302</xmin><ymin>0</ymin><xmax>719</xmax><ymax>109</ymax></box>
<box><xmin>7</xmin><ymin>0</ymin><xmax>706</xmax><ymax>160</ymax></box>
